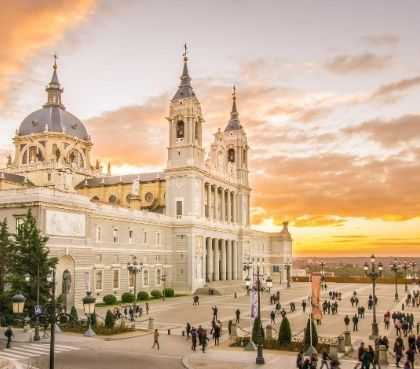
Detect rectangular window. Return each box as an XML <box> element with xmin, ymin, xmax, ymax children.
<box><xmin>112</xmin><ymin>270</ymin><xmax>120</xmax><ymax>289</ymax></box>
<box><xmin>95</xmin><ymin>270</ymin><xmax>103</xmax><ymax>291</ymax></box>
<box><xmin>156</xmin><ymin>232</ymin><xmax>160</xmax><ymax>245</ymax></box>
<box><xmin>113</xmin><ymin>228</ymin><xmax>119</xmax><ymax>243</ymax></box>
<box><xmin>128</xmin><ymin>229</ymin><xmax>133</xmax><ymax>244</ymax></box>
<box><xmin>96</xmin><ymin>225</ymin><xmax>101</xmax><ymax>242</ymax></box>
<box><xmin>176</xmin><ymin>200</ymin><xmax>183</xmax><ymax>217</ymax></box>
<box><xmin>129</xmin><ymin>270</ymin><xmax>135</xmax><ymax>288</ymax></box>
<box><xmin>272</xmin><ymin>265</ymin><xmax>280</xmax><ymax>273</ymax></box>
<box><xmin>143</xmin><ymin>270</ymin><xmax>149</xmax><ymax>286</ymax></box>
<box><xmin>144</xmin><ymin>230</ymin><xmax>147</xmax><ymax>243</ymax></box>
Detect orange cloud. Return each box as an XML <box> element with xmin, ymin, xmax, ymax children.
<box><xmin>0</xmin><ymin>0</ymin><xmax>97</xmax><ymax>107</ymax></box>
<box><xmin>325</xmin><ymin>53</ymin><xmax>393</xmax><ymax>74</ymax></box>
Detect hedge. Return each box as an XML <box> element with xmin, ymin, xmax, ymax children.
<box><xmin>105</xmin><ymin>310</ymin><xmax>116</xmax><ymax>329</ymax></box>
<box><xmin>103</xmin><ymin>294</ymin><xmax>118</xmax><ymax>305</ymax></box>
<box><xmin>137</xmin><ymin>291</ymin><xmax>149</xmax><ymax>301</ymax></box>
<box><xmin>121</xmin><ymin>292</ymin><xmax>135</xmax><ymax>303</ymax></box>
<box><xmin>151</xmin><ymin>290</ymin><xmax>162</xmax><ymax>299</ymax></box>
<box><xmin>163</xmin><ymin>288</ymin><xmax>175</xmax><ymax>297</ymax></box>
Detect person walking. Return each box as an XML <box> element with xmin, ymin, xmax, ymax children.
<box><xmin>235</xmin><ymin>308</ymin><xmax>240</xmax><ymax>324</ymax></box>
<box><xmin>146</xmin><ymin>302</ymin><xmax>150</xmax><ymax>315</ymax></box>
<box><xmin>186</xmin><ymin>322</ymin><xmax>191</xmax><ymax>339</ymax></box>
<box><xmin>320</xmin><ymin>350</ymin><xmax>330</xmax><ymax>369</ymax></box>
<box><xmin>212</xmin><ymin>305</ymin><xmax>218</xmax><ymax>320</ymax></box>
<box><xmin>152</xmin><ymin>329</ymin><xmax>160</xmax><ymax>351</ymax></box>
<box><xmin>354</xmin><ymin>342</ymin><xmax>365</xmax><ymax>369</ymax></box>
<box><xmin>201</xmin><ymin>329</ymin><xmax>209</xmax><ymax>353</ymax></box>
<box><xmin>4</xmin><ymin>326</ymin><xmax>13</xmax><ymax>348</ymax></box>
<box><xmin>191</xmin><ymin>327</ymin><xmax>197</xmax><ymax>351</ymax></box>
<box><xmin>296</xmin><ymin>351</ymin><xmax>304</xmax><ymax>369</ymax></box>
<box><xmin>270</xmin><ymin>310</ymin><xmax>276</xmax><ymax>325</ymax></box>
<box><xmin>394</xmin><ymin>337</ymin><xmax>404</xmax><ymax>368</ymax></box>
<box><xmin>406</xmin><ymin>346</ymin><xmax>415</xmax><ymax>369</ymax></box>
<box><xmin>213</xmin><ymin>323</ymin><xmax>220</xmax><ymax>346</ymax></box>
<box><xmin>352</xmin><ymin>314</ymin><xmax>359</xmax><ymax>332</ymax></box>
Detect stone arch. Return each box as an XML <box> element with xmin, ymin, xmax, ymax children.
<box><xmin>176</xmin><ymin>120</ymin><xmax>185</xmax><ymax>139</ymax></box>
<box><xmin>20</xmin><ymin>143</ymin><xmax>46</xmax><ymax>165</ymax></box>
<box><xmin>228</xmin><ymin>148</ymin><xmax>235</xmax><ymax>163</ymax></box>
<box><xmin>91</xmin><ymin>196</ymin><xmax>100</xmax><ymax>202</ymax></box>
<box><xmin>56</xmin><ymin>255</ymin><xmax>76</xmax><ymax>312</ymax></box>
<box><xmin>109</xmin><ymin>195</ymin><xmax>118</xmax><ymax>204</ymax></box>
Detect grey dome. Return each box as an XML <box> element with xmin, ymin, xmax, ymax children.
<box><xmin>18</xmin><ymin>106</ymin><xmax>89</xmax><ymax>140</ymax></box>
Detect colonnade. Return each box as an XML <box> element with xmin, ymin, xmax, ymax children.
<box><xmin>204</xmin><ymin>183</ymin><xmax>238</xmax><ymax>223</ymax></box>
<box><xmin>204</xmin><ymin>238</ymin><xmax>239</xmax><ymax>282</ymax></box>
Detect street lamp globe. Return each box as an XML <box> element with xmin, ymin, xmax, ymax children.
<box><xmin>12</xmin><ymin>293</ymin><xmax>26</xmax><ymax>314</ymax></box>
<box><xmin>378</xmin><ymin>263</ymin><xmax>383</xmax><ymax>272</ymax></box>
<box><xmin>245</xmin><ymin>276</ymin><xmax>251</xmax><ymax>288</ymax></box>
<box><xmin>82</xmin><ymin>291</ymin><xmax>96</xmax><ymax>315</ymax></box>
<box><xmin>364</xmin><ymin>263</ymin><xmax>369</xmax><ymax>272</ymax></box>
<box><xmin>370</xmin><ymin>255</ymin><xmax>376</xmax><ymax>264</ymax></box>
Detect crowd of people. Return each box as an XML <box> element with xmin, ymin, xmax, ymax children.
<box><xmin>110</xmin><ymin>302</ymin><xmax>150</xmax><ymax>321</ymax></box>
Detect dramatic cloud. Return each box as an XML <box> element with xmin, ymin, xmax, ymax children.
<box><xmin>0</xmin><ymin>0</ymin><xmax>96</xmax><ymax>107</ymax></box>
<box><xmin>345</xmin><ymin>114</ymin><xmax>420</xmax><ymax>148</ymax></box>
<box><xmin>325</xmin><ymin>53</ymin><xmax>393</xmax><ymax>74</ymax></box>
<box><xmin>363</xmin><ymin>34</ymin><xmax>400</xmax><ymax>47</ymax></box>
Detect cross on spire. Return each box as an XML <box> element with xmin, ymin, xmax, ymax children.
<box><xmin>183</xmin><ymin>43</ymin><xmax>188</xmax><ymax>59</ymax></box>
<box><xmin>53</xmin><ymin>53</ymin><xmax>58</xmax><ymax>69</ymax></box>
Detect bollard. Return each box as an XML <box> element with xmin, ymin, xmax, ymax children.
<box><xmin>168</xmin><ymin>329</ymin><xmax>171</xmax><ymax>335</ymax></box>
<box><xmin>344</xmin><ymin>330</ymin><xmax>352</xmax><ymax>347</ymax></box>
<box><xmin>378</xmin><ymin>345</ymin><xmax>388</xmax><ymax>365</ymax></box>
<box><xmin>182</xmin><ymin>330</ymin><xmax>184</xmax><ymax>336</ymax></box>
<box><xmin>148</xmin><ymin>317</ymin><xmax>154</xmax><ymax>330</ymax></box>
<box><xmin>329</xmin><ymin>342</ymin><xmax>338</xmax><ymax>360</ymax></box>
<box><xmin>337</xmin><ymin>335</ymin><xmax>345</xmax><ymax>353</ymax></box>
<box><xmin>265</xmin><ymin>324</ymin><xmax>273</xmax><ymax>340</ymax></box>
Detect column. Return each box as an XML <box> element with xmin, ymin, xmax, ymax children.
<box><xmin>227</xmin><ymin>240</ymin><xmax>232</xmax><ymax>280</ymax></box>
<box><xmin>232</xmin><ymin>241</ymin><xmax>238</xmax><ymax>280</ymax></box>
<box><xmin>212</xmin><ymin>186</ymin><xmax>216</xmax><ymax>220</ymax></box>
<box><xmin>202</xmin><ymin>242</ymin><xmax>207</xmax><ymax>282</ymax></box>
<box><xmin>231</xmin><ymin>192</ymin><xmax>235</xmax><ymax>223</ymax></box>
<box><xmin>221</xmin><ymin>189</ymin><xmax>225</xmax><ymax>223</ymax></box>
<box><xmin>221</xmin><ymin>240</ymin><xmax>227</xmax><ymax>281</ymax></box>
<box><xmin>227</xmin><ymin>190</ymin><xmax>231</xmax><ymax>224</ymax></box>
<box><xmin>207</xmin><ymin>238</ymin><xmax>213</xmax><ymax>282</ymax></box>
<box><xmin>213</xmin><ymin>239</ymin><xmax>220</xmax><ymax>281</ymax></box>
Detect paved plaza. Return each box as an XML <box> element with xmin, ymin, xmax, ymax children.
<box><xmin>1</xmin><ymin>281</ymin><xmax>419</xmax><ymax>369</ymax></box>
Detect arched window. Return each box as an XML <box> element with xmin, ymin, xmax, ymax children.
<box><xmin>29</xmin><ymin>146</ymin><xmax>38</xmax><ymax>163</ymax></box>
<box><xmin>243</xmin><ymin>149</ymin><xmax>247</xmax><ymax>164</ymax></box>
<box><xmin>176</xmin><ymin>121</ymin><xmax>185</xmax><ymax>139</ymax></box>
<box><xmin>22</xmin><ymin>150</ymin><xmax>28</xmax><ymax>164</ymax></box>
<box><xmin>91</xmin><ymin>196</ymin><xmax>100</xmax><ymax>202</ymax></box>
<box><xmin>109</xmin><ymin>195</ymin><xmax>117</xmax><ymax>204</ymax></box>
<box><xmin>194</xmin><ymin>120</ymin><xmax>199</xmax><ymax>140</ymax></box>
<box><xmin>143</xmin><ymin>270</ymin><xmax>149</xmax><ymax>286</ymax></box>
<box><xmin>68</xmin><ymin>149</ymin><xmax>84</xmax><ymax>168</ymax></box>
<box><xmin>228</xmin><ymin>148</ymin><xmax>235</xmax><ymax>163</ymax></box>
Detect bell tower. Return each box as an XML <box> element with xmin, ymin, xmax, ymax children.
<box><xmin>165</xmin><ymin>46</ymin><xmax>205</xmax><ymax>219</ymax></box>
<box><xmin>167</xmin><ymin>45</ymin><xmax>204</xmax><ymax>170</ymax></box>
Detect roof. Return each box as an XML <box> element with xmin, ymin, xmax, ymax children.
<box><xmin>224</xmin><ymin>86</ymin><xmax>242</xmax><ymax>132</ymax></box>
<box><xmin>18</xmin><ymin>106</ymin><xmax>89</xmax><ymax>140</ymax></box>
<box><xmin>172</xmin><ymin>56</ymin><xmax>196</xmax><ymax>101</ymax></box>
<box><xmin>76</xmin><ymin>172</ymin><xmax>165</xmax><ymax>189</ymax></box>
<box><xmin>0</xmin><ymin>172</ymin><xmax>33</xmax><ymax>185</ymax></box>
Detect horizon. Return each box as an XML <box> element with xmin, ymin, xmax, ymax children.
<box><xmin>1</xmin><ymin>1</ymin><xmax>420</xmax><ymax>256</ymax></box>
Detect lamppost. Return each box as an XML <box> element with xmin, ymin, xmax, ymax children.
<box><xmin>127</xmin><ymin>257</ymin><xmax>143</xmax><ymax>314</ymax></box>
<box><xmin>410</xmin><ymin>262</ymin><xmax>416</xmax><ymax>287</ymax></box>
<box><xmin>364</xmin><ymin>255</ymin><xmax>383</xmax><ymax>339</ymax></box>
<box><xmin>12</xmin><ymin>268</ymin><xmax>72</xmax><ymax>369</ymax></box>
<box><xmin>320</xmin><ymin>261</ymin><xmax>326</xmax><ymax>290</ymax></box>
<box><xmin>266</xmin><ymin>275</ymin><xmax>273</xmax><ymax>293</ymax></box>
<box><xmin>161</xmin><ymin>273</ymin><xmax>167</xmax><ymax>301</ymax></box>
<box><xmin>82</xmin><ymin>291</ymin><xmax>96</xmax><ymax>337</ymax></box>
<box><xmin>254</xmin><ymin>265</ymin><xmax>265</xmax><ymax>365</ymax></box>
<box><xmin>402</xmin><ymin>261</ymin><xmax>409</xmax><ymax>293</ymax></box>
<box><xmin>390</xmin><ymin>258</ymin><xmax>400</xmax><ymax>301</ymax></box>
<box><xmin>285</xmin><ymin>261</ymin><xmax>291</xmax><ymax>288</ymax></box>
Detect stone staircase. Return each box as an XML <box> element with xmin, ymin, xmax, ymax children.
<box><xmin>194</xmin><ymin>281</ymin><xmax>246</xmax><ymax>296</ymax></box>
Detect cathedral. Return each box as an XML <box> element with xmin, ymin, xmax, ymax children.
<box><xmin>0</xmin><ymin>51</ymin><xmax>293</xmax><ymax>308</ymax></box>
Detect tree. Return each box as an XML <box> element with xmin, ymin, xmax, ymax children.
<box><xmin>9</xmin><ymin>210</ymin><xmax>57</xmax><ymax>315</ymax></box>
<box><xmin>278</xmin><ymin>316</ymin><xmax>292</xmax><ymax>346</ymax></box>
<box><xmin>0</xmin><ymin>218</ymin><xmax>13</xmax><ymax>321</ymax></box>
<box><xmin>70</xmin><ymin>306</ymin><xmax>79</xmax><ymax>322</ymax></box>
<box><xmin>105</xmin><ymin>310</ymin><xmax>115</xmax><ymax>329</ymax></box>
<box><xmin>252</xmin><ymin>317</ymin><xmax>265</xmax><ymax>345</ymax></box>
<box><xmin>304</xmin><ymin>318</ymin><xmax>318</xmax><ymax>349</ymax></box>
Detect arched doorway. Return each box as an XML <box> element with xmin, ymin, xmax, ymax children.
<box><xmin>56</xmin><ymin>255</ymin><xmax>76</xmax><ymax>312</ymax></box>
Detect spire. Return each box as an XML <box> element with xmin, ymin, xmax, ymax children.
<box><xmin>44</xmin><ymin>54</ymin><xmax>64</xmax><ymax>108</ymax></box>
<box><xmin>172</xmin><ymin>44</ymin><xmax>195</xmax><ymax>101</ymax></box>
<box><xmin>224</xmin><ymin>85</ymin><xmax>242</xmax><ymax>132</ymax></box>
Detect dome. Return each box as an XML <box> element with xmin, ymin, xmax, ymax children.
<box><xmin>18</xmin><ymin>106</ymin><xmax>89</xmax><ymax>140</ymax></box>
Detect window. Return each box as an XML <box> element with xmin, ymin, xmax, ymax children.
<box><xmin>129</xmin><ymin>270</ymin><xmax>135</xmax><ymax>288</ymax></box>
<box><xmin>228</xmin><ymin>148</ymin><xmax>235</xmax><ymax>163</ymax></box>
<box><xmin>143</xmin><ymin>270</ymin><xmax>149</xmax><ymax>286</ymax></box>
<box><xmin>176</xmin><ymin>200</ymin><xmax>183</xmax><ymax>218</ymax></box>
<box><xmin>113</xmin><ymin>270</ymin><xmax>120</xmax><ymax>289</ymax></box>
<box><xmin>273</xmin><ymin>265</ymin><xmax>280</xmax><ymax>273</ymax></box>
<box><xmin>156</xmin><ymin>232</ymin><xmax>160</xmax><ymax>245</ymax></box>
<box><xmin>128</xmin><ymin>229</ymin><xmax>133</xmax><ymax>244</ymax></box>
<box><xmin>96</xmin><ymin>225</ymin><xmax>102</xmax><ymax>242</ymax></box>
<box><xmin>113</xmin><ymin>228</ymin><xmax>119</xmax><ymax>243</ymax></box>
<box><xmin>194</xmin><ymin>120</ymin><xmax>199</xmax><ymax>140</ymax></box>
<box><xmin>48</xmin><ymin>173</ymin><xmax>52</xmax><ymax>181</ymax></box>
<box><xmin>144</xmin><ymin>230</ymin><xmax>148</xmax><ymax>243</ymax></box>
<box><xmin>109</xmin><ymin>195</ymin><xmax>117</xmax><ymax>204</ymax></box>
<box><xmin>95</xmin><ymin>270</ymin><xmax>103</xmax><ymax>291</ymax></box>
<box><xmin>16</xmin><ymin>217</ymin><xmax>24</xmax><ymax>234</ymax></box>
<box><xmin>145</xmin><ymin>192</ymin><xmax>154</xmax><ymax>202</ymax></box>
<box><xmin>156</xmin><ymin>269</ymin><xmax>161</xmax><ymax>285</ymax></box>
<box><xmin>176</xmin><ymin>120</ymin><xmax>185</xmax><ymax>139</ymax></box>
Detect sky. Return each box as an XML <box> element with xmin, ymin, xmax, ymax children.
<box><xmin>1</xmin><ymin>0</ymin><xmax>420</xmax><ymax>257</ymax></box>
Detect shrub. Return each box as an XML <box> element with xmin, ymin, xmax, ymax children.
<box><xmin>303</xmin><ymin>318</ymin><xmax>318</xmax><ymax>349</ymax></box>
<box><xmin>70</xmin><ymin>306</ymin><xmax>79</xmax><ymax>323</ymax></box>
<box><xmin>151</xmin><ymin>290</ymin><xmax>162</xmax><ymax>299</ymax></box>
<box><xmin>105</xmin><ymin>310</ymin><xmax>116</xmax><ymax>329</ymax></box>
<box><xmin>251</xmin><ymin>317</ymin><xmax>265</xmax><ymax>345</ymax></box>
<box><xmin>103</xmin><ymin>294</ymin><xmax>118</xmax><ymax>305</ymax></box>
<box><xmin>90</xmin><ymin>313</ymin><xmax>97</xmax><ymax>328</ymax></box>
<box><xmin>163</xmin><ymin>288</ymin><xmax>174</xmax><ymax>297</ymax></box>
<box><xmin>278</xmin><ymin>316</ymin><xmax>292</xmax><ymax>346</ymax></box>
<box><xmin>137</xmin><ymin>291</ymin><xmax>149</xmax><ymax>301</ymax></box>
<box><xmin>121</xmin><ymin>292</ymin><xmax>135</xmax><ymax>303</ymax></box>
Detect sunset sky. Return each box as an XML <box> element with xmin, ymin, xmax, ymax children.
<box><xmin>1</xmin><ymin>1</ymin><xmax>420</xmax><ymax>256</ymax></box>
